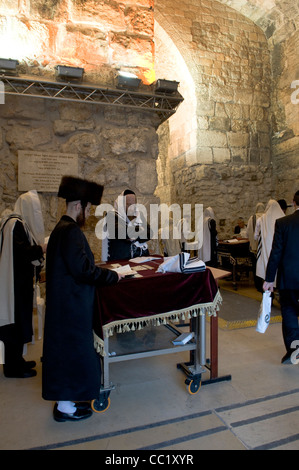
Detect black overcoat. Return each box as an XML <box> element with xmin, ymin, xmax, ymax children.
<box><xmin>13</xmin><ymin>220</ymin><xmax>44</xmax><ymax>343</ymax></box>
<box><xmin>106</xmin><ymin>210</ymin><xmax>152</xmax><ymax>261</ymax></box>
<box><xmin>265</xmin><ymin>210</ymin><xmax>299</xmax><ymax>290</ymax></box>
<box><xmin>42</xmin><ymin>215</ymin><xmax>118</xmax><ymax>401</ymax></box>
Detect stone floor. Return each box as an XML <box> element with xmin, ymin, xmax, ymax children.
<box><xmin>0</xmin><ymin>282</ymin><xmax>299</xmax><ymax>451</ymax></box>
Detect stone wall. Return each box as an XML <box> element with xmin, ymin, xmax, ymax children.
<box><xmin>1</xmin><ymin>0</ymin><xmax>299</xmax><ymax>244</ymax></box>
<box><xmin>0</xmin><ymin>95</ymin><xmax>160</xmax><ymax>256</ymax></box>
<box><xmin>0</xmin><ymin>0</ymin><xmax>155</xmax><ymax>84</ymax></box>
<box><xmin>155</xmin><ymin>0</ymin><xmax>275</xmax><ymax>238</ymax></box>
<box><xmin>0</xmin><ymin>0</ymin><xmax>161</xmax><ymax>256</ymax></box>
<box><xmin>270</xmin><ymin>29</ymin><xmax>299</xmax><ymax>200</ymax></box>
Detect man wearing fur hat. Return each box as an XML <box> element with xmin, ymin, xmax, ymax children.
<box><xmin>42</xmin><ymin>176</ymin><xmax>121</xmax><ymax>422</ymax></box>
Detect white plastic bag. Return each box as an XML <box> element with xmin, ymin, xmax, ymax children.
<box><xmin>256</xmin><ymin>290</ymin><xmax>272</xmax><ymax>333</ymax></box>
<box><xmin>0</xmin><ymin>340</ymin><xmax>4</xmax><ymax>364</ymax></box>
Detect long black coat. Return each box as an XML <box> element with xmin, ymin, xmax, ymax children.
<box><xmin>13</xmin><ymin>220</ymin><xmax>43</xmax><ymax>343</ymax></box>
<box><xmin>265</xmin><ymin>210</ymin><xmax>299</xmax><ymax>290</ymax></box>
<box><xmin>106</xmin><ymin>210</ymin><xmax>152</xmax><ymax>261</ymax></box>
<box><xmin>42</xmin><ymin>215</ymin><xmax>118</xmax><ymax>401</ymax></box>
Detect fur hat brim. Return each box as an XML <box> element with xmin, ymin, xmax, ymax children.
<box><xmin>58</xmin><ymin>176</ymin><xmax>103</xmax><ymax>205</ymax></box>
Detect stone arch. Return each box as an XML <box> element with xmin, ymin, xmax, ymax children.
<box><xmin>154</xmin><ymin>19</ymin><xmax>197</xmax><ymax>204</ymax></box>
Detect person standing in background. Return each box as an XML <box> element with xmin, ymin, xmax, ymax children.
<box><xmin>0</xmin><ymin>190</ymin><xmax>46</xmax><ymax>378</ymax></box>
<box><xmin>254</xmin><ymin>199</ymin><xmax>285</xmax><ymax>291</ymax></box>
<box><xmin>263</xmin><ymin>191</ymin><xmax>299</xmax><ymax>364</ymax></box>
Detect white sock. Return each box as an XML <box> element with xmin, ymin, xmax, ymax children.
<box><xmin>57</xmin><ymin>401</ymin><xmax>76</xmax><ymax>414</ymax></box>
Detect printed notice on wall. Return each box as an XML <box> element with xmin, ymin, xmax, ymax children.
<box><xmin>18</xmin><ymin>151</ymin><xmax>78</xmax><ymax>192</ymax></box>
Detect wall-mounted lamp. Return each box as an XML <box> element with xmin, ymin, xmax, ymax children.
<box><xmin>154</xmin><ymin>79</ymin><xmax>179</xmax><ymax>94</ymax></box>
<box><xmin>55</xmin><ymin>65</ymin><xmax>84</xmax><ymax>82</ymax></box>
<box><xmin>116</xmin><ymin>71</ymin><xmax>141</xmax><ymax>90</ymax></box>
<box><xmin>0</xmin><ymin>58</ymin><xmax>19</xmax><ymax>75</ymax></box>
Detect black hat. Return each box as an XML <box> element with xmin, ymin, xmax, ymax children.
<box><xmin>58</xmin><ymin>176</ymin><xmax>103</xmax><ymax>205</ymax></box>
<box><xmin>123</xmin><ymin>189</ymin><xmax>135</xmax><ymax>196</ymax></box>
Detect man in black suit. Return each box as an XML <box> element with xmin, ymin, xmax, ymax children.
<box><xmin>263</xmin><ymin>190</ymin><xmax>299</xmax><ymax>364</ymax></box>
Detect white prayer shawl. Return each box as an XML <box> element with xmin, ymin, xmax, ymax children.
<box><xmin>246</xmin><ymin>203</ymin><xmax>265</xmax><ymax>253</ymax></box>
<box><xmin>0</xmin><ymin>191</ymin><xmax>44</xmax><ymax>328</ymax></box>
<box><xmin>101</xmin><ymin>191</ymin><xmax>148</xmax><ymax>261</ymax></box>
<box><xmin>14</xmin><ymin>190</ymin><xmax>45</xmax><ymax>245</ymax></box>
<box><xmin>199</xmin><ymin>207</ymin><xmax>215</xmax><ymax>262</ymax></box>
<box><xmin>255</xmin><ymin>199</ymin><xmax>284</xmax><ymax>284</ymax></box>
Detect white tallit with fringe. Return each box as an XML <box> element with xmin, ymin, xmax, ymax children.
<box><xmin>255</xmin><ymin>199</ymin><xmax>284</xmax><ymax>285</ymax></box>
<box><xmin>0</xmin><ymin>190</ymin><xmax>44</xmax><ymax>327</ymax></box>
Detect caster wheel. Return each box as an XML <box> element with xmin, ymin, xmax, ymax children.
<box><xmin>186</xmin><ymin>378</ymin><xmax>201</xmax><ymax>395</ymax></box>
<box><xmin>91</xmin><ymin>396</ymin><xmax>111</xmax><ymax>413</ymax></box>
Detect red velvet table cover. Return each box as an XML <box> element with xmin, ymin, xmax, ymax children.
<box><xmin>94</xmin><ymin>258</ymin><xmax>222</xmax><ymax>355</ymax></box>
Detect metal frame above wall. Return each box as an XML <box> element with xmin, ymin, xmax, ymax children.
<box><xmin>1</xmin><ymin>75</ymin><xmax>184</xmax><ymax>125</ymax></box>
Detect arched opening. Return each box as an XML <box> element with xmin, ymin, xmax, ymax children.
<box><xmin>154</xmin><ymin>20</ymin><xmax>197</xmax><ymax>205</ymax></box>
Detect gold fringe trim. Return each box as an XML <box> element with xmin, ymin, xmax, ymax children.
<box><xmin>94</xmin><ymin>290</ymin><xmax>222</xmax><ymax>357</ymax></box>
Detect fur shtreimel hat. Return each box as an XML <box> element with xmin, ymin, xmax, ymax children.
<box><xmin>58</xmin><ymin>176</ymin><xmax>103</xmax><ymax>205</ymax></box>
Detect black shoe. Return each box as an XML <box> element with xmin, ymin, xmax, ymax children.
<box><xmin>75</xmin><ymin>401</ymin><xmax>91</xmax><ymax>410</ymax></box>
<box><xmin>53</xmin><ymin>403</ymin><xmax>93</xmax><ymax>422</ymax></box>
<box><xmin>281</xmin><ymin>349</ymin><xmax>299</xmax><ymax>364</ymax></box>
<box><xmin>23</xmin><ymin>360</ymin><xmax>37</xmax><ymax>371</ymax></box>
<box><xmin>3</xmin><ymin>367</ymin><xmax>37</xmax><ymax>378</ymax></box>
<box><xmin>281</xmin><ymin>352</ymin><xmax>292</xmax><ymax>364</ymax></box>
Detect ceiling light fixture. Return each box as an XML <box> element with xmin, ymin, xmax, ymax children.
<box><xmin>55</xmin><ymin>65</ymin><xmax>84</xmax><ymax>82</ymax></box>
<box><xmin>154</xmin><ymin>79</ymin><xmax>180</xmax><ymax>94</ymax></box>
<box><xmin>0</xmin><ymin>58</ymin><xmax>19</xmax><ymax>75</ymax></box>
<box><xmin>116</xmin><ymin>71</ymin><xmax>141</xmax><ymax>90</ymax></box>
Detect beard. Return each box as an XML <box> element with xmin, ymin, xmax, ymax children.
<box><xmin>76</xmin><ymin>208</ymin><xmax>86</xmax><ymax>227</ymax></box>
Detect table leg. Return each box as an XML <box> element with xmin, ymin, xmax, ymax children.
<box><xmin>200</xmin><ymin>313</ymin><xmax>206</xmax><ymax>367</ymax></box>
<box><xmin>103</xmin><ymin>336</ymin><xmax>110</xmax><ymax>389</ymax></box>
<box><xmin>210</xmin><ymin>314</ymin><xmax>218</xmax><ymax>379</ymax></box>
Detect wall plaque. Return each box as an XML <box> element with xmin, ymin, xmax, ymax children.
<box><xmin>18</xmin><ymin>151</ymin><xmax>78</xmax><ymax>192</ymax></box>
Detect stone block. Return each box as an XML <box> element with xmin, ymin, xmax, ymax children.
<box><xmin>197</xmin><ymin>130</ymin><xmax>227</xmax><ymax>147</ymax></box>
<box><xmin>136</xmin><ymin>159</ymin><xmax>157</xmax><ymax>194</ymax></box>
<box><xmin>196</xmin><ymin>146</ymin><xmax>213</xmax><ymax>163</ymax></box>
<box><xmin>213</xmin><ymin>148</ymin><xmax>231</xmax><ymax>163</ymax></box>
<box><xmin>53</xmin><ymin>120</ymin><xmax>76</xmax><ymax>136</ymax></box>
<box><xmin>185</xmin><ymin>147</ymin><xmax>197</xmax><ymax>166</ymax></box>
<box><xmin>253</xmin><ymin>91</ymin><xmax>270</xmax><ymax>108</ymax></box>
<box><xmin>225</xmin><ymin>103</ymin><xmax>242</xmax><ymax>120</ymax></box>
<box><xmin>116</xmin><ymin>129</ymin><xmax>148</xmax><ymax>155</ymax></box>
<box><xmin>234</xmin><ymin>90</ymin><xmax>253</xmax><ymax>105</ymax></box>
<box><xmin>209</xmin><ymin>117</ymin><xmax>231</xmax><ymax>131</ymax></box>
<box><xmin>197</xmin><ymin>116</ymin><xmax>209</xmax><ymax>130</ymax></box>
<box><xmin>249</xmin><ymin>148</ymin><xmax>260</xmax><ymax>164</ymax></box>
<box><xmin>61</xmin><ymin>133</ymin><xmax>99</xmax><ymax>159</ymax></box>
<box><xmin>231</xmin><ymin>120</ymin><xmax>249</xmax><ymax>132</ymax></box>
<box><xmin>260</xmin><ymin>149</ymin><xmax>271</xmax><ymax>164</ymax></box>
<box><xmin>250</xmin><ymin>106</ymin><xmax>264</xmax><ymax>121</ymax></box>
<box><xmin>215</xmin><ymin>103</ymin><xmax>228</xmax><ymax>118</ymax></box>
<box><xmin>210</xmin><ymin>84</ymin><xmax>234</xmax><ymax>103</ymax></box>
<box><xmin>59</xmin><ymin>103</ymin><xmax>94</xmax><ymax>122</ymax></box>
<box><xmin>231</xmin><ymin>148</ymin><xmax>248</xmax><ymax>163</ymax></box>
<box><xmin>227</xmin><ymin>131</ymin><xmax>249</xmax><ymax>148</ymax></box>
<box><xmin>197</xmin><ymin>100</ymin><xmax>215</xmax><ymax>117</ymax></box>
<box><xmin>104</xmin><ymin>159</ymin><xmax>130</xmax><ymax>187</ymax></box>
<box><xmin>5</xmin><ymin>124</ymin><xmax>51</xmax><ymax>149</ymax></box>
<box><xmin>259</xmin><ymin>133</ymin><xmax>271</xmax><ymax>149</ymax></box>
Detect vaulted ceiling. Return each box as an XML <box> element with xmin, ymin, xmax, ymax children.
<box><xmin>216</xmin><ymin>0</ymin><xmax>299</xmax><ymax>43</ymax></box>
